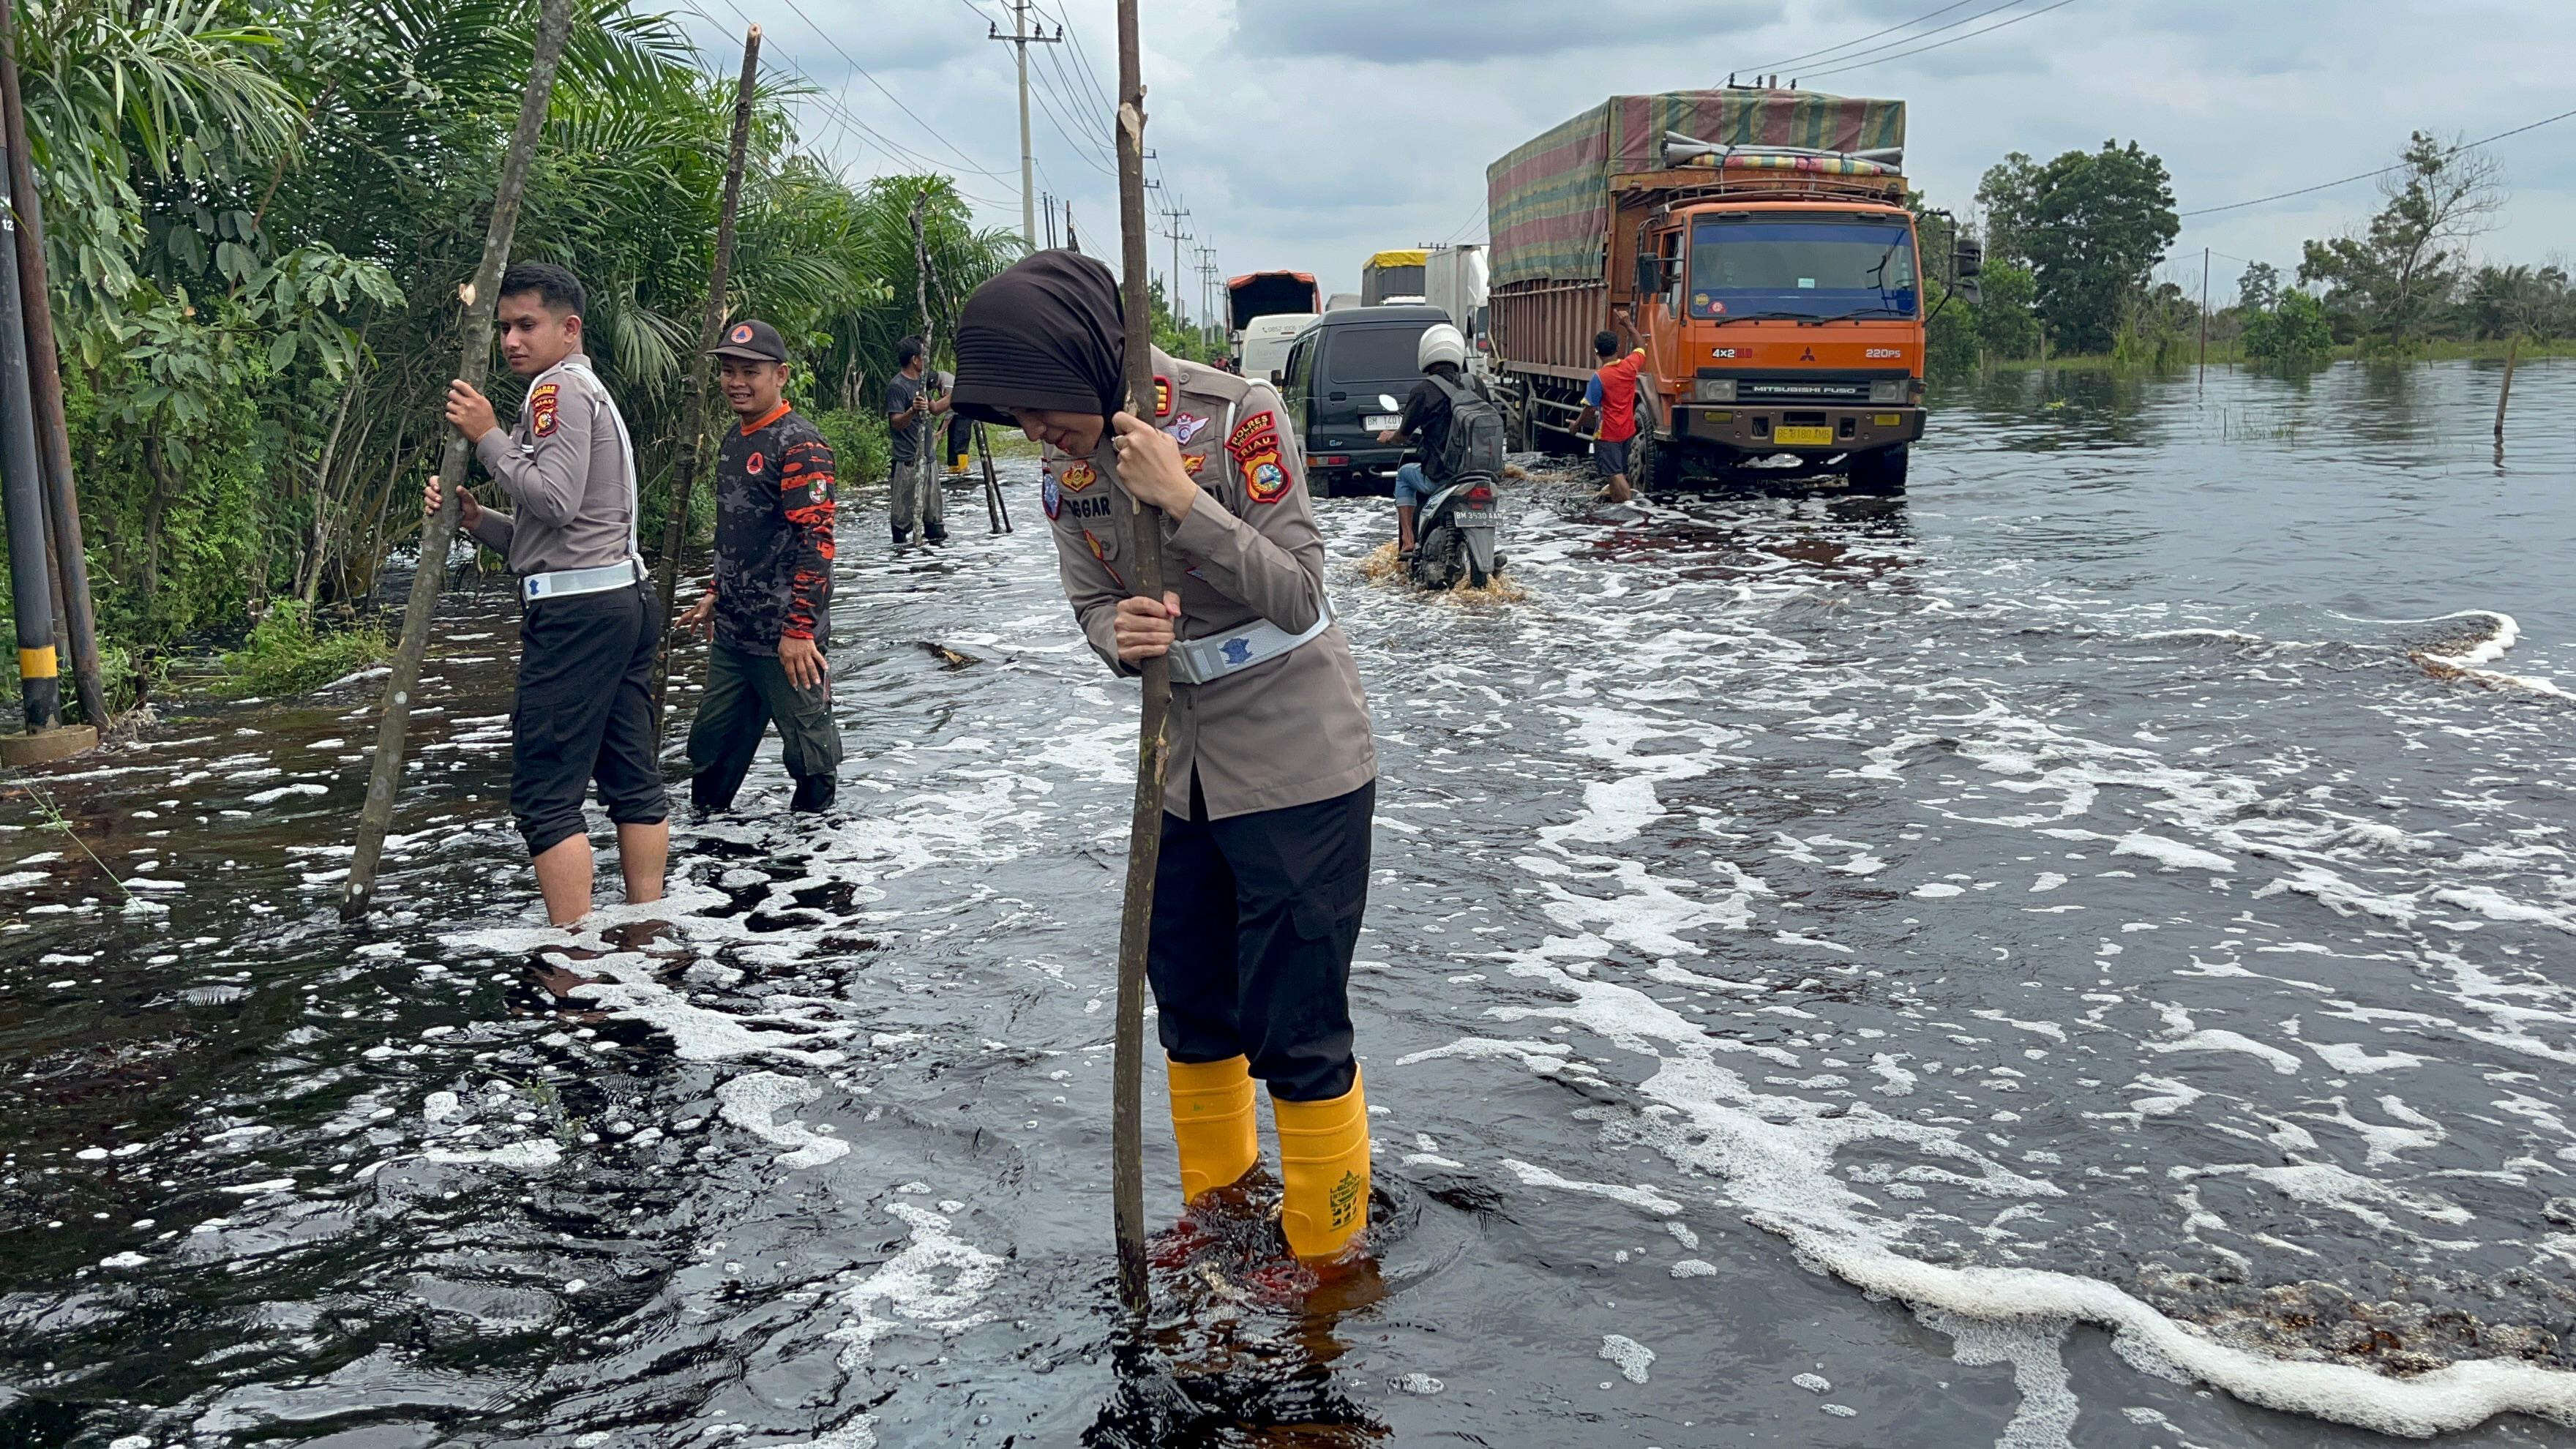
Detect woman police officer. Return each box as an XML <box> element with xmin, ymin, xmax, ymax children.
<box><xmin>950</xmin><ymin>252</ymin><xmax>1378</xmax><ymax>1272</ymax></box>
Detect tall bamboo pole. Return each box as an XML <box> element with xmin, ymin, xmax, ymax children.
<box><xmin>652</xmin><ymin>27</ymin><xmax>760</xmax><ymax>717</ymax></box>
<box><xmin>1107</xmin><ymin>0</ymin><xmax>1163</xmax><ymax>1316</ymax></box>
<box><xmin>0</xmin><ymin>0</ymin><xmax>105</xmax><ymax>730</ymax></box>
<box><xmin>342</xmin><ymin>0</ymin><xmax>574</xmax><ymax>922</ymax></box>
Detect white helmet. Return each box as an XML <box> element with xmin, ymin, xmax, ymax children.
<box><xmin>1417</xmin><ymin>322</ymin><xmax>1467</xmax><ymax>372</ymax></box>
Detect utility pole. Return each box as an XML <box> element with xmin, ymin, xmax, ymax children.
<box><xmin>1195</xmin><ymin>244</ymin><xmax>1221</xmax><ymax>356</ymax></box>
<box><xmin>986</xmin><ymin>0</ymin><xmax>1062</xmax><ymax>251</ymax></box>
<box><xmin>1155</xmin><ymin>200</ymin><xmax>1191</xmax><ymax>342</ymax></box>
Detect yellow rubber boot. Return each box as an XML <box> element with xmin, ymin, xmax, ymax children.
<box><xmin>1271</xmin><ymin>1071</ymin><xmax>1371</xmax><ymax>1263</ymax></box>
<box><xmin>1167</xmin><ymin>1055</ymin><xmax>1259</xmax><ymax>1202</ymax></box>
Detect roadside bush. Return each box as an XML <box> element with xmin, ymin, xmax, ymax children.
<box><xmin>220</xmin><ymin>599</ymin><xmax>386</xmax><ymax>697</ymax></box>
<box><xmin>810</xmin><ymin>408</ymin><xmax>892</xmax><ymax>484</ymax></box>
<box><xmin>2243</xmin><ymin>291</ymin><xmax>2335</xmax><ymax>367</ymax></box>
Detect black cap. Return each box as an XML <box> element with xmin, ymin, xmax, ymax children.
<box><xmin>710</xmin><ymin>318</ymin><xmax>787</xmax><ymax>362</ymax></box>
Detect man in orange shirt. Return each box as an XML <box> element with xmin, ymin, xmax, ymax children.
<box><xmin>1574</xmin><ymin>329</ymin><xmax>1648</xmax><ymax>504</ymax></box>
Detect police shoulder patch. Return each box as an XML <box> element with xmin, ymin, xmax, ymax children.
<box><xmin>529</xmin><ymin>382</ymin><xmax>561</xmax><ymax>438</ymax></box>
<box><xmin>1227</xmin><ymin>411</ymin><xmax>1278</xmax><ymax>463</ymax></box>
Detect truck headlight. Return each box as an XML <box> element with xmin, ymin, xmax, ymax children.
<box><xmin>1694</xmin><ymin>378</ymin><xmax>1736</xmax><ymax>403</ymax></box>
<box><xmin>1868</xmin><ymin>378</ymin><xmax>1912</xmax><ymax>404</ymax></box>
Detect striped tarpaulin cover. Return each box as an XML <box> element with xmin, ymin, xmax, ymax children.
<box><xmin>1487</xmin><ymin>90</ymin><xmax>1906</xmax><ymax>286</ymax></box>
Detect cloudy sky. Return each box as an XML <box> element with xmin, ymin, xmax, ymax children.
<box><xmin>673</xmin><ymin>0</ymin><xmax>2576</xmax><ymax>318</ymax></box>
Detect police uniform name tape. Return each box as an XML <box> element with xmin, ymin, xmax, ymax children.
<box><xmin>1165</xmin><ymin>602</ymin><xmax>1333</xmax><ymax>685</ymax></box>
<box><xmin>519</xmin><ymin>359</ymin><xmax>647</xmax><ymax>603</ymax></box>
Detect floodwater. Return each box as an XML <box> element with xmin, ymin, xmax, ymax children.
<box><xmin>4</xmin><ymin>358</ymin><xmax>2575</xmax><ymax>1448</ymax></box>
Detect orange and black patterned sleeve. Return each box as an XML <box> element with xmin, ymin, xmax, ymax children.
<box><xmin>779</xmin><ymin>432</ymin><xmax>836</xmax><ymax>640</ymax></box>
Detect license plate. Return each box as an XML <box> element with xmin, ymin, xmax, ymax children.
<box><xmin>1775</xmin><ymin>425</ymin><xmax>1835</xmax><ymax>446</ymax></box>
<box><xmin>1363</xmin><ymin>414</ymin><xmax>1402</xmax><ymax>432</ymax></box>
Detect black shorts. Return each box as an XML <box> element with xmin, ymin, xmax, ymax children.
<box><xmin>1592</xmin><ymin>436</ymin><xmax>1633</xmax><ymax>476</ymax></box>
<box><xmin>511</xmin><ymin>581</ymin><xmax>668</xmax><ymax>855</ymax></box>
<box><xmin>1148</xmin><ymin>777</ymin><xmax>1374</xmax><ymax>1101</ymax></box>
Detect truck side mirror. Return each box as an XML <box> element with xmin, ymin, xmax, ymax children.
<box><xmin>1270</xmin><ymin>370</ymin><xmax>1284</xmax><ymax>387</ymax></box>
<box><xmin>1955</xmin><ymin>236</ymin><xmax>1984</xmax><ymax>280</ymax></box>
<box><xmin>1633</xmin><ymin>252</ymin><xmax>1658</xmax><ymax>297</ymax></box>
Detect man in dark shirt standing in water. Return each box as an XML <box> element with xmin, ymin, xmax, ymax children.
<box><xmin>885</xmin><ymin>335</ymin><xmax>949</xmax><ymax>547</ymax></box>
<box><xmin>675</xmin><ymin>320</ymin><xmax>844</xmax><ymax>814</ymax></box>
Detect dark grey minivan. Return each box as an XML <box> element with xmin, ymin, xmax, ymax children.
<box><xmin>1272</xmin><ymin>304</ymin><xmax>1445</xmax><ymax>498</ymax></box>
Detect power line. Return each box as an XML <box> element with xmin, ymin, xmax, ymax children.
<box><xmin>1037</xmin><ymin>42</ymin><xmax>1117</xmax><ymax>167</ymax></box>
<box><xmin>1799</xmin><ymin>0</ymin><xmax>2080</xmax><ymax>81</ymax></box>
<box><xmin>1751</xmin><ymin>0</ymin><xmax>1988</xmax><ymax>76</ymax></box>
<box><xmin>2180</xmin><ymin>106</ymin><xmax>2576</xmax><ymax>217</ymax></box>
<box><xmin>1027</xmin><ymin>43</ymin><xmax>1116</xmax><ymax>174</ymax></box>
<box><xmin>769</xmin><ymin>0</ymin><xmax>1013</xmax><ymax>177</ymax></box>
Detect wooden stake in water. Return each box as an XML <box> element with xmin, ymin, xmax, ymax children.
<box><xmin>651</xmin><ymin>26</ymin><xmax>761</xmax><ymax>717</ymax></box>
<box><xmin>2494</xmin><ymin>334</ymin><xmax>2520</xmax><ymax>449</ymax></box>
<box><xmin>1109</xmin><ymin>0</ymin><xmax>1164</xmax><ymax>1315</ymax></box>
<box><xmin>2198</xmin><ymin>247</ymin><xmax>2209</xmax><ymax>390</ymax></box>
<box><xmin>342</xmin><ymin>0</ymin><xmax>574</xmax><ymax>922</ymax></box>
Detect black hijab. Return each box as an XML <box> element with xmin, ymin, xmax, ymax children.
<box><xmin>950</xmin><ymin>250</ymin><xmax>1126</xmax><ymax>427</ymax></box>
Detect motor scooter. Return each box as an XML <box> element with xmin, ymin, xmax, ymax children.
<box><xmin>1372</xmin><ymin>391</ymin><xmax>1501</xmax><ymax>590</ymax></box>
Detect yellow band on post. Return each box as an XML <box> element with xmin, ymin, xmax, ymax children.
<box><xmin>18</xmin><ymin>646</ymin><xmax>56</xmax><ymax>679</ymax></box>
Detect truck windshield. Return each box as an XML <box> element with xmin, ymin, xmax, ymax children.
<box><xmin>1687</xmin><ymin>217</ymin><xmax>1917</xmax><ymax>321</ymax></box>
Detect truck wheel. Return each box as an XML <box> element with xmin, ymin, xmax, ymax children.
<box><xmin>1633</xmin><ymin>430</ymin><xmax>1687</xmax><ymax>492</ymax></box>
<box><xmin>1846</xmin><ymin>444</ymin><xmax>1909</xmax><ymax>495</ymax></box>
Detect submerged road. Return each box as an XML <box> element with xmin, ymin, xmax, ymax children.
<box><xmin>4</xmin><ymin>359</ymin><xmax>2575</xmax><ymax>1447</ymax></box>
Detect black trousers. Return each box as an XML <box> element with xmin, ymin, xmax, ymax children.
<box><xmin>686</xmin><ymin>640</ymin><xmax>843</xmax><ymax>813</ymax></box>
<box><xmin>1149</xmin><ymin>776</ymin><xmax>1374</xmax><ymax>1102</ymax></box>
<box><xmin>512</xmin><ymin>581</ymin><xmax>667</xmax><ymax>856</ymax></box>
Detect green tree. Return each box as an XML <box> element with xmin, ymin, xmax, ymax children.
<box><xmin>1977</xmin><ymin>141</ymin><xmax>2178</xmax><ymax>356</ymax></box>
<box><xmin>2242</xmin><ymin>290</ymin><xmax>2334</xmax><ymax>367</ymax></box>
<box><xmin>2236</xmin><ymin>261</ymin><xmax>2282</xmax><ymax>313</ymax></box>
<box><xmin>1973</xmin><ymin>261</ymin><xmax>2042</xmax><ymax>361</ymax></box>
<box><xmin>2296</xmin><ymin>130</ymin><xmax>2502</xmax><ymax>353</ymax></box>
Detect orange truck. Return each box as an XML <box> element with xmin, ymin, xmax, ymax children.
<box><xmin>1487</xmin><ymin>84</ymin><xmax>1977</xmax><ymax>492</ymax></box>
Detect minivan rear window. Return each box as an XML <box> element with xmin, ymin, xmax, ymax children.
<box><xmin>1325</xmin><ymin>325</ymin><xmax>1428</xmax><ymax>382</ymax></box>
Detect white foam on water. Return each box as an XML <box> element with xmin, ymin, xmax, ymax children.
<box><xmin>1502</xmin><ymin>1158</ymin><xmax>1682</xmax><ymax>1216</ymax></box>
<box><xmin>2112</xmin><ymin>834</ymin><xmax>2234</xmax><ymax>874</ymax></box>
<box><xmin>1598</xmin><ymin>1334</ymin><xmax>1655</xmax><ymax>1384</ymax></box>
<box><xmin>1925</xmin><ymin>1311</ymin><xmax>2082</xmax><ymax>1449</ymax></box>
<box><xmin>422</xmin><ymin>1140</ymin><xmax>561</xmax><ymax>1171</ymax></box>
<box><xmin>827</xmin><ymin>1201</ymin><xmax>1004</xmax><ymax>1372</ymax></box>
<box><xmin>715</xmin><ymin>1072</ymin><xmax>850</xmax><ymax>1169</ymax></box>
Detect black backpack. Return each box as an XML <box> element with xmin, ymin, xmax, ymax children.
<box><xmin>1428</xmin><ymin>372</ymin><xmax>1505</xmax><ymax>484</ymax></box>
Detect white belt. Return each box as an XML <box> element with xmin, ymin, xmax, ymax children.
<box><xmin>1166</xmin><ymin>604</ymin><xmax>1333</xmax><ymax>686</ymax></box>
<box><xmin>523</xmin><ymin>558</ymin><xmax>643</xmax><ymax>602</ymax></box>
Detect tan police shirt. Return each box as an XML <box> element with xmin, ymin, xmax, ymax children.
<box><xmin>1044</xmin><ymin>349</ymin><xmax>1377</xmax><ymax>820</ymax></box>
<box><xmin>463</xmin><ymin>352</ymin><xmax>640</xmax><ymax>577</ymax></box>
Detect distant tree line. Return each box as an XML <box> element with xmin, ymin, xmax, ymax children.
<box><xmin>1920</xmin><ymin>130</ymin><xmax>2568</xmax><ymax>374</ymax></box>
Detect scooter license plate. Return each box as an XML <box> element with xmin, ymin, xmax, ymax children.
<box><xmin>1363</xmin><ymin>414</ymin><xmax>1403</xmax><ymax>432</ymax></box>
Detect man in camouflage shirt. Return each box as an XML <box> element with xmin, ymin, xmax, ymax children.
<box><xmin>675</xmin><ymin>320</ymin><xmax>844</xmax><ymax>814</ymax></box>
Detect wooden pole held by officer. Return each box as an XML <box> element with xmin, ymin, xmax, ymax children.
<box><xmin>342</xmin><ymin>0</ymin><xmax>574</xmax><ymax>921</ymax></box>
<box><xmin>652</xmin><ymin>26</ymin><xmax>760</xmax><ymax>719</ymax></box>
<box><xmin>1108</xmin><ymin>0</ymin><xmax>1162</xmax><ymax>1314</ymax></box>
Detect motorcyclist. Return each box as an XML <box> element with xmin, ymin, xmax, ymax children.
<box><xmin>1375</xmin><ymin>323</ymin><xmax>1485</xmax><ymax>558</ymax></box>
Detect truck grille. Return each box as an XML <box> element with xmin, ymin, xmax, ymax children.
<box><xmin>1731</xmin><ymin>376</ymin><xmax>1874</xmax><ymax>402</ymax></box>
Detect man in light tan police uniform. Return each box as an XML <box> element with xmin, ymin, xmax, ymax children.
<box><xmin>425</xmin><ymin>261</ymin><xmax>667</xmax><ymax>926</ymax></box>
<box><xmin>951</xmin><ymin>252</ymin><xmax>1379</xmax><ymax>1277</ymax></box>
